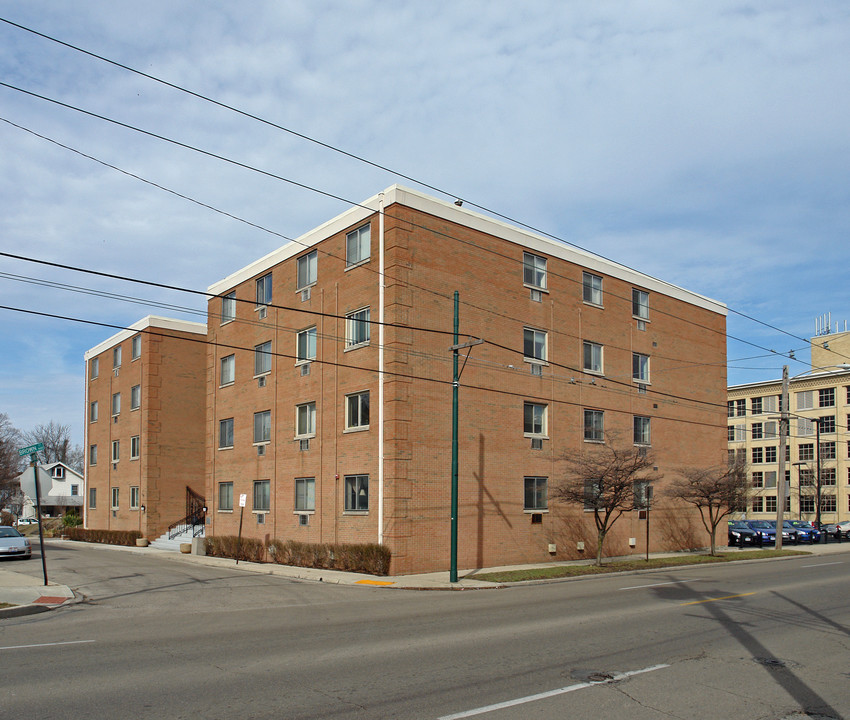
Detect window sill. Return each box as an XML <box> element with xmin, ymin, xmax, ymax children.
<box><xmin>632</xmin><ymin>316</ymin><xmax>650</xmax><ymax>323</ymax></box>
<box><xmin>583</xmin><ymin>370</ymin><xmax>604</xmax><ymax>377</ymax></box>
<box><xmin>583</xmin><ymin>301</ymin><xmax>604</xmax><ymax>309</ymax></box>
<box><xmin>523</xmin><ymin>283</ymin><xmax>548</xmax><ymax>294</ymax></box>
<box><xmin>344</xmin><ymin>259</ymin><xmax>370</xmax><ymax>271</ymax></box>
<box><xmin>295</xmin><ymin>283</ymin><xmax>316</xmax><ymax>294</ymax></box>
<box><xmin>344</xmin><ymin>342</ymin><xmax>370</xmax><ymax>352</ymax></box>
<box><xmin>583</xmin><ymin>438</ymin><xmax>604</xmax><ymax>444</ymax></box>
<box><xmin>218</xmin><ymin>446</ymin><xmax>234</xmax><ymax>451</ymax></box>
<box><xmin>252</xmin><ymin>441</ymin><xmax>271</xmax><ymax>447</ymax></box>
<box><xmin>293</xmin><ymin>510</ymin><xmax>315</xmax><ymax>515</ymax></box>
<box><xmin>252</xmin><ymin>510</ymin><xmax>270</xmax><ymax>515</ymax></box>
<box><xmin>253</xmin><ymin>372</ymin><xmax>271</xmax><ymax>380</ymax></box>
<box><xmin>343</xmin><ymin>511</ymin><xmax>369</xmax><ymax>516</ymax></box>
<box><xmin>294</xmin><ymin>359</ymin><xmax>315</xmax><ymax>366</ymax></box>
<box><xmin>294</xmin><ymin>435</ymin><xmax>316</xmax><ymax>441</ymax></box>
<box><xmin>632</xmin><ymin>379</ymin><xmax>651</xmax><ymax>386</ymax></box>
<box><xmin>523</xmin><ymin>434</ymin><xmax>549</xmax><ymax>440</ymax></box>
<box><xmin>217</xmin><ymin>509</ymin><xmax>233</xmax><ymax>513</ymax></box>
<box><xmin>523</xmin><ymin>358</ymin><xmax>548</xmax><ymax>367</ymax></box>
<box><xmin>343</xmin><ymin>426</ymin><xmax>369</xmax><ymax>434</ymax></box>
<box><xmin>220</xmin><ymin>319</ymin><xmax>235</xmax><ymax>326</ymax></box>
<box><xmin>523</xmin><ymin>509</ymin><xmax>548</xmax><ymax>514</ymax></box>
<box><xmin>219</xmin><ymin>381</ymin><xmax>235</xmax><ymax>388</ymax></box>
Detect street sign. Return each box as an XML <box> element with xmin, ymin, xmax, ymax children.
<box><xmin>18</xmin><ymin>442</ymin><xmax>44</xmax><ymax>457</ymax></box>
<box><xmin>239</xmin><ymin>494</ymin><xmax>247</xmax><ymax>508</ymax></box>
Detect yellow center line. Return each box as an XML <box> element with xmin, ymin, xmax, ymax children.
<box><xmin>681</xmin><ymin>592</ymin><xmax>756</xmax><ymax>606</ymax></box>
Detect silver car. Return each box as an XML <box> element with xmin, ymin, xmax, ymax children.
<box><xmin>0</xmin><ymin>526</ymin><xmax>32</xmax><ymax>559</ymax></box>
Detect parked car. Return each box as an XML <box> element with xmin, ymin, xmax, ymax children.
<box><xmin>745</xmin><ymin>520</ymin><xmax>777</xmax><ymax>545</ymax></box>
<box><xmin>728</xmin><ymin>520</ymin><xmax>759</xmax><ymax>547</ymax></box>
<box><xmin>764</xmin><ymin>520</ymin><xmax>800</xmax><ymax>544</ymax></box>
<box><xmin>831</xmin><ymin>521</ymin><xmax>850</xmax><ymax>539</ymax></box>
<box><xmin>0</xmin><ymin>526</ymin><xmax>32</xmax><ymax>559</ymax></box>
<box><xmin>787</xmin><ymin>520</ymin><xmax>821</xmax><ymax>543</ymax></box>
<box><xmin>16</xmin><ymin>518</ymin><xmax>38</xmax><ymax>526</ymax></box>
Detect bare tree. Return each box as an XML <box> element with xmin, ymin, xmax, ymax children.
<box><xmin>0</xmin><ymin>413</ymin><xmax>23</xmax><ymax>512</ymax></box>
<box><xmin>22</xmin><ymin>421</ymin><xmax>83</xmax><ymax>472</ymax></box>
<box><xmin>553</xmin><ymin>442</ymin><xmax>661</xmax><ymax>566</ymax></box>
<box><xmin>666</xmin><ymin>456</ymin><xmax>748</xmax><ymax>556</ymax></box>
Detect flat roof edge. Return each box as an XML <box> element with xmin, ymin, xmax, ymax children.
<box><xmin>84</xmin><ymin>315</ymin><xmax>206</xmax><ymax>360</ymax></box>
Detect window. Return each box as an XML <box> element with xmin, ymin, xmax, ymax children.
<box><xmin>523</xmin><ymin>328</ymin><xmax>547</xmax><ymax>363</ymax></box>
<box><xmin>583</xmin><ymin>341</ymin><xmax>603</xmax><ymax>374</ymax></box>
<box><xmin>727</xmin><ymin>399</ymin><xmax>746</xmax><ymax>417</ymax></box>
<box><xmin>296</xmin><ymin>402</ymin><xmax>316</xmax><ymax>438</ymax></box>
<box><xmin>220</xmin><ymin>354</ymin><xmax>235</xmax><ymax>386</ymax></box>
<box><xmin>346</xmin><ymin>224</ymin><xmax>371</xmax><ymax>266</ymax></box>
<box><xmin>346</xmin><ymin>391</ymin><xmax>370</xmax><ymax>430</ymax></box>
<box><xmin>130</xmin><ymin>486</ymin><xmax>140</xmax><ymax>510</ymax></box>
<box><xmin>113</xmin><ymin>346</ymin><xmax>122</xmax><ymax>368</ymax></box>
<box><xmin>89</xmin><ymin>487</ymin><xmax>96</xmax><ymax>509</ymax></box>
<box><xmin>751</xmin><ymin>397</ymin><xmax>763</xmax><ymax>415</ymax></box>
<box><xmin>523</xmin><ymin>402</ymin><xmax>547</xmax><ymax>437</ymax></box>
<box><xmin>634</xmin><ymin>416</ymin><xmax>651</xmax><ymax>445</ymax></box>
<box><xmin>819</xmin><ymin>415</ymin><xmax>836</xmax><ymax>433</ymax></box>
<box><xmin>798</xmin><ymin>418</ymin><xmax>815</xmax><ymax>436</ymax></box>
<box><xmin>254</xmin><ymin>341</ymin><xmax>272</xmax><ymax>376</ymax></box>
<box><xmin>130</xmin><ymin>435</ymin><xmax>140</xmax><ymax>460</ymax></box>
<box><xmin>751</xmin><ymin>422</ymin><xmax>763</xmax><ymax>440</ymax></box>
<box><xmin>765</xmin><ymin>496</ymin><xmax>777</xmax><ymax>513</ymax></box>
<box><xmin>52</xmin><ymin>466</ymin><xmax>65</xmax><ymax>479</ymax></box>
<box><xmin>295</xmin><ymin>477</ymin><xmax>316</xmax><ymax>511</ymax></box>
<box><xmin>800</xmin><ymin>495</ymin><xmax>815</xmax><ymax>513</ymax></box>
<box><xmin>765</xmin><ymin>446</ymin><xmax>777</xmax><ymax>464</ymax></box>
<box><xmin>112</xmin><ymin>392</ymin><xmax>121</xmax><ymax>416</ymax></box>
<box><xmin>297</xmin><ymin>251</ymin><xmax>317</xmax><ymax>290</ymax></box>
<box><xmin>132</xmin><ymin>335</ymin><xmax>141</xmax><ymax>360</ymax></box>
<box><xmin>253</xmin><ymin>411</ymin><xmax>271</xmax><ymax>444</ymax></box>
<box><xmin>584</xmin><ymin>409</ymin><xmax>604</xmax><ymax>442</ymax></box>
<box><xmin>751</xmin><ymin>496</ymin><xmax>763</xmax><ymax>513</ymax></box>
<box><xmin>763</xmin><ymin>421</ymin><xmax>778</xmax><ymax>439</ymax></box>
<box><xmin>221</xmin><ymin>291</ymin><xmax>236</xmax><ymax>324</ymax></box>
<box><xmin>523</xmin><ymin>252</ymin><xmax>547</xmax><ymax>289</ymax></box>
<box><xmin>632</xmin><ymin>289</ymin><xmax>649</xmax><ymax>320</ymax></box>
<box><xmin>632</xmin><ymin>353</ymin><xmax>650</xmax><ymax>383</ymax></box>
<box><xmin>131</xmin><ymin>384</ymin><xmax>141</xmax><ymax>410</ymax></box>
<box><xmin>345</xmin><ymin>307</ymin><xmax>371</xmax><ymax>348</ymax></box>
<box><xmin>111</xmin><ymin>440</ymin><xmax>120</xmax><ymax>463</ymax></box>
<box><xmin>764</xmin><ymin>395</ymin><xmax>778</xmax><ymax>413</ymax></box>
<box><xmin>296</xmin><ymin>327</ymin><xmax>317</xmax><ymax>363</ymax></box>
<box><xmin>751</xmin><ymin>471</ymin><xmax>763</xmax><ymax>488</ymax></box>
<box><xmin>344</xmin><ymin>475</ymin><xmax>369</xmax><ymax>511</ymax></box>
<box><xmin>799</xmin><ymin>443</ymin><xmax>814</xmax><ymax>461</ymax></box>
<box><xmin>111</xmin><ymin>487</ymin><xmax>119</xmax><ymax>510</ymax></box>
<box><xmin>89</xmin><ymin>444</ymin><xmax>97</xmax><ymax>466</ymax></box>
<box><xmin>820</xmin><ymin>441</ymin><xmax>836</xmax><ymax>460</ymax></box>
<box><xmin>796</xmin><ymin>390</ymin><xmax>814</xmax><ymax>411</ymax></box>
<box><xmin>764</xmin><ymin>471</ymin><xmax>777</xmax><ymax>488</ymax></box>
<box><xmin>218</xmin><ymin>482</ymin><xmax>233</xmax><ymax>511</ymax></box>
<box><xmin>253</xmin><ymin>480</ymin><xmax>270</xmax><ymax>511</ymax></box>
<box><xmin>583</xmin><ymin>479</ymin><xmax>601</xmax><ymax>510</ymax></box>
<box><xmin>524</xmin><ymin>476</ymin><xmax>548</xmax><ymax>511</ymax></box>
<box><xmin>847</xmin><ymin>385</ymin><xmax>850</xmax><ymax>405</ymax></box>
<box><xmin>633</xmin><ymin>481</ymin><xmax>652</xmax><ymax>510</ymax></box>
<box><xmin>219</xmin><ymin>418</ymin><xmax>234</xmax><ymax>449</ymax></box>
<box><xmin>822</xmin><ymin>468</ymin><xmax>837</xmax><ymax>486</ymax></box>
<box><xmin>582</xmin><ymin>272</ymin><xmax>603</xmax><ymax>305</ymax></box>
<box><xmin>751</xmin><ymin>447</ymin><xmax>763</xmax><ymax>464</ymax></box>
<box><xmin>822</xmin><ymin>494</ymin><xmax>837</xmax><ymax>513</ymax></box>
<box><xmin>90</xmin><ymin>401</ymin><xmax>98</xmax><ymax>423</ymax></box>
<box><xmin>819</xmin><ymin>387</ymin><xmax>835</xmax><ymax>408</ymax></box>
<box><xmin>256</xmin><ymin>273</ymin><xmax>273</xmax><ymax>306</ymax></box>
<box><xmin>90</xmin><ymin>357</ymin><xmax>99</xmax><ymax>380</ymax></box>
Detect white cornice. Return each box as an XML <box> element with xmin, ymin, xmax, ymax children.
<box><xmin>84</xmin><ymin>315</ymin><xmax>206</xmax><ymax>360</ymax></box>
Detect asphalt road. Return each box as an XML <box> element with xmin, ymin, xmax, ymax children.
<box><xmin>1</xmin><ymin>542</ymin><xmax>849</xmax><ymax>719</ymax></box>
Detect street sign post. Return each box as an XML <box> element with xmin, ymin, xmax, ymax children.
<box><xmin>17</xmin><ymin>442</ymin><xmax>44</xmax><ymax>458</ymax></box>
<box><xmin>18</xmin><ymin>443</ymin><xmax>48</xmax><ymax>586</ymax></box>
<box><xmin>236</xmin><ymin>494</ymin><xmax>247</xmax><ymax>564</ymax></box>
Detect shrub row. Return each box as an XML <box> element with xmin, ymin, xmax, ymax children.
<box><xmin>204</xmin><ymin>535</ymin><xmax>266</xmax><ymax>563</ymax></box>
<box><xmin>64</xmin><ymin>527</ymin><xmax>142</xmax><ymax>546</ymax></box>
<box><xmin>268</xmin><ymin>539</ymin><xmax>392</xmax><ymax>576</ymax></box>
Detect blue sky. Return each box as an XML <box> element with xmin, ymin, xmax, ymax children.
<box><xmin>1</xmin><ymin>1</ymin><xmax>849</xmax><ymax>448</ymax></box>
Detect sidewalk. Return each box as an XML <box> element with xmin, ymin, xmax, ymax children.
<box><xmin>3</xmin><ymin>538</ymin><xmax>848</xmax><ymax>618</ymax></box>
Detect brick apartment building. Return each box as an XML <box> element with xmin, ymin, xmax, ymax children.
<box><xmin>204</xmin><ymin>185</ymin><xmax>728</xmax><ymax>574</ymax></box>
<box><xmin>84</xmin><ymin>316</ymin><xmax>207</xmax><ymax>538</ymax></box>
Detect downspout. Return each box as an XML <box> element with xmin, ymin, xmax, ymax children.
<box><xmin>378</xmin><ymin>193</ymin><xmax>385</xmax><ymax>545</ymax></box>
<box><xmin>83</xmin><ymin>358</ymin><xmax>89</xmax><ymax>529</ymax></box>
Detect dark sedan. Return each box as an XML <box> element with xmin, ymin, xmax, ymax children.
<box><xmin>728</xmin><ymin>520</ymin><xmax>759</xmax><ymax>547</ymax></box>
<box><xmin>788</xmin><ymin>520</ymin><xmax>821</xmax><ymax>543</ymax></box>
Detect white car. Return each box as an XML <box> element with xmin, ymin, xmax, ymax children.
<box><xmin>16</xmin><ymin>518</ymin><xmax>39</xmax><ymax>526</ymax></box>
<box><xmin>0</xmin><ymin>526</ymin><xmax>32</xmax><ymax>559</ymax></box>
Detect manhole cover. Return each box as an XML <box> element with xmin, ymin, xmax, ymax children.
<box><xmin>587</xmin><ymin>672</ymin><xmax>614</xmax><ymax>682</ymax></box>
<box><xmin>755</xmin><ymin>657</ymin><xmax>786</xmax><ymax>668</ymax></box>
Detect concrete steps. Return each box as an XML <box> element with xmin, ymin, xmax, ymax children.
<box><xmin>149</xmin><ymin>528</ymin><xmax>204</xmax><ymax>552</ymax></box>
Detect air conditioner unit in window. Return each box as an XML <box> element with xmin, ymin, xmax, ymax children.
<box><xmin>258</xmin><ymin>306</ymin><xmax>267</xmax><ymax>319</ymax></box>
<box><xmin>257</xmin><ymin>513</ymin><xmax>265</xmax><ymax>524</ymax></box>
<box><xmin>258</xmin><ymin>375</ymin><xmax>267</xmax><ymax>388</ymax></box>
<box><xmin>638</xmin><ymin>446</ymin><xmax>648</xmax><ymax>456</ymax></box>
<box><xmin>113</xmin><ymin>368</ymin><xmax>119</xmax><ymax>377</ymax></box>
<box><xmin>300</xmin><ymin>363</ymin><xmax>310</xmax><ymax>376</ymax></box>
<box><xmin>257</xmin><ymin>445</ymin><xmax>265</xmax><ymax>456</ymax></box>
<box><xmin>301</xmin><ymin>288</ymin><xmax>311</xmax><ymax>302</ymax></box>
<box><xmin>299</xmin><ymin>439</ymin><xmax>310</xmax><ymax>451</ymax></box>
<box><xmin>530</xmin><ymin>364</ymin><xmax>543</xmax><ymax>376</ymax></box>
<box><xmin>298</xmin><ymin>514</ymin><xmax>309</xmax><ymax>526</ymax></box>
<box><xmin>637</xmin><ymin>320</ymin><xmax>647</xmax><ymax>331</ymax></box>
<box><xmin>531</xmin><ymin>438</ymin><xmax>543</xmax><ymax>450</ymax></box>
<box><xmin>530</xmin><ymin>289</ymin><xmax>542</xmax><ymax>302</ymax></box>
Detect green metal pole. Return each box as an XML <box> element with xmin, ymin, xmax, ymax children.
<box><xmin>450</xmin><ymin>291</ymin><xmax>459</xmax><ymax>583</ymax></box>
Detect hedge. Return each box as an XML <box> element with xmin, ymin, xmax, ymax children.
<box><xmin>267</xmin><ymin>539</ymin><xmax>392</xmax><ymax>576</ymax></box>
<box><xmin>64</xmin><ymin>527</ymin><xmax>142</xmax><ymax>546</ymax></box>
<box><xmin>204</xmin><ymin>535</ymin><xmax>266</xmax><ymax>563</ymax></box>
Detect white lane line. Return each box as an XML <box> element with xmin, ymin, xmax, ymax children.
<box><xmin>437</xmin><ymin>663</ymin><xmax>670</xmax><ymax>719</ymax></box>
<box><xmin>619</xmin><ymin>579</ymin><xmax>703</xmax><ymax>591</ymax></box>
<box><xmin>0</xmin><ymin>640</ymin><xmax>95</xmax><ymax>651</ymax></box>
<box><xmin>800</xmin><ymin>561</ymin><xmax>843</xmax><ymax>568</ymax></box>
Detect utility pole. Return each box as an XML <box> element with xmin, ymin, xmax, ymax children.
<box><xmin>815</xmin><ymin>418</ymin><xmax>822</xmax><ymax>540</ymax></box>
<box><xmin>775</xmin><ymin>365</ymin><xmax>789</xmax><ymax>550</ymax></box>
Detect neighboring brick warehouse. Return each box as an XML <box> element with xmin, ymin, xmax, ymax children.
<box><xmin>206</xmin><ymin>185</ymin><xmax>728</xmax><ymax>574</ymax></box>
<box><xmin>84</xmin><ymin>316</ymin><xmax>207</xmax><ymax>539</ymax></box>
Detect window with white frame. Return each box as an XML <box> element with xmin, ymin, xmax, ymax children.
<box><xmin>799</xmin><ymin>443</ymin><xmax>814</xmax><ymax>461</ymax></box>
<box><xmin>763</xmin><ymin>421</ymin><xmax>778</xmax><ymax>439</ymax></box>
<box><xmin>296</xmin><ymin>402</ymin><xmax>316</xmax><ymax>438</ymax></box>
<box><xmin>130</xmin><ymin>486</ymin><xmax>140</xmax><ymax>510</ymax></box>
<box><xmin>218</xmin><ymin>482</ymin><xmax>233</xmax><ymax>511</ymax></box>
<box><xmin>130</xmin><ymin>435</ymin><xmax>140</xmax><ymax>460</ymax></box>
<box><xmin>89</xmin><ymin>444</ymin><xmax>97</xmax><ymax>466</ymax></box>
<box><xmin>820</xmin><ymin>441</ymin><xmax>836</xmax><ymax>460</ymax></box>
<box><xmin>295</xmin><ymin>477</ymin><xmax>316</xmax><ymax>511</ymax></box>
<box><xmin>221</xmin><ymin>291</ymin><xmax>236</xmax><ymax>324</ymax></box>
<box><xmin>296</xmin><ymin>327</ymin><xmax>317</xmax><ymax>363</ymax></box>
<box><xmin>751</xmin><ymin>422</ymin><xmax>763</xmax><ymax>440</ymax></box>
<box><xmin>89</xmin><ymin>487</ymin><xmax>96</xmax><ymax>509</ymax></box>
<box><xmin>523</xmin><ymin>402</ymin><xmax>547</xmax><ymax>437</ymax></box>
<box><xmin>132</xmin><ymin>334</ymin><xmax>141</xmax><ymax>360</ymax></box>
<box><xmin>765</xmin><ymin>495</ymin><xmax>777</xmax><ymax>513</ymax></box>
<box><xmin>800</xmin><ymin>495</ymin><xmax>815</xmax><ymax>513</ymax></box>
<box><xmin>751</xmin><ymin>447</ymin><xmax>763</xmax><ymax>464</ymax></box>
<box><xmin>345</xmin><ymin>475</ymin><xmax>369</xmax><ymax>511</ymax></box>
<box><xmin>765</xmin><ymin>446</ymin><xmax>777</xmax><ymax>463</ymax></box>
<box><xmin>90</xmin><ymin>401</ymin><xmax>98</xmax><ymax>423</ymax></box>
<box><xmin>632</xmin><ymin>353</ymin><xmax>650</xmax><ymax>383</ymax></box>
<box><xmin>796</xmin><ymin>390</ymin><xmax>814</xmax><ymax>411</ymax></box>
<box><xmin>524</xmin><ymin>476</ymin><xmax>548</xmax><ymax>511</ymax></box>
<box><xmin>819</xmin><ymin>387</ymin><xmax>835</xmax><ymax>407</ymax></box>
<box><xmin>111</xmin><ymin>392</ymin><xmax>121</xmax><ymax>416</ymax></box>
<box><xmin>256</xmin><ymin>273</ymin><xmax>273</xmax><ymax>306</ymax></box>
<box><xmin>253</xmin><ymin>480</ymin><xmax>270</xmax><ymax>511</ymax></box>
<box><xmin>819</xmin><ymin>415</ymin><xmax>836</xmax><ymax>433</ymax></box>
<box><xmin>90</xmin><ymin>357</ymin><xmax>99</xmax><ymax>379</ymax></box>
<box><xmin>799</xmin><ymin>468</ymin><xmax>815</xmax><ymax>486</ymax></box>
<box><xmin>584</xmin><ymin>409</ymin><xmax>604</xmax><ymax>442</ymax></box>
<box><xmin>219</xmin><ymin>418</ymin><xmax>234</xmax><ymax>449</ymax></box>
<box><xmin>220</xmin><ymin>354</ymin><xmax>235</xmax><ymax>386</ymax></box>
<box><xmin>582</xmin><ymin>272</ymin><xmax>603</xmax><ymax>305</ymax></box>
<box><xmin>632</xmin><ymin>288</ymin><xmax>649</xmax><ymax>320</ymax></box>
<box><xmin>523</xmin><ymin>328</ymin><xmax>547</xmax><ymax>364</ymax></box>
<box><xmin>798</xmin><ymin>417</ymin><xmax>815</xmax><ymax>436</ymax></box>
<box><xmin>111</xmin><ymin>487</ymin><xmax>119</xmax><ymax>510</ymax></box>
<box><xmin>751</xmin><ymin>496</ymin><xmax>763</xmax><ymax>513</ymax></box>
<box><xmin>751</xmin><ymin>471</ymin><xmax>763</xmax><ymax>488</ymax></box>
<box><xmin>345</xmin><ymin>307</ymin><xmax>370</xmax><ymax>348</ymax></box>
<box><xmin>522</xmin><ymin>252</ymin><xmax>547</xmax><ymax>290</ymax></box>
<box><xmin>634</xmin><ymin>416</ymin><xmax>651</xmax><ymax>445</ymax></box>
<box><xmin>634</xmin><ymin>481</ymin><xmax>652</xmax><ymax>510</ymax></box>
<box><xmin>253</xmin><ymin>410</ymin><xmax>271</xmax><ymax>444</ymax></box>
<box><xmin>751</xmin><ymin>397</ymin><xmax>763</xmax><ymax>415</ymax></box>
<box><xmin>254</xmin><ymin>341</ymin><xmax>272</xmax><ymax>376</ymax></box>
<box><xmin>297</xmin><ymin>250</ymin><xmax>317</xmax><ymax>290</ymax></box>
<box><xmin>822</xmin><ymin>468</ymin><xmax>836</xmax><ymax>486</ymax></box>
<box><xmin>113</xmin><ymin>346</ymin><xmax>122</xmax><ymax>368</ymax></box>
<box><xmin>111</xmin><ymin>440</ymin><xmax>120</xmax><ymax>463</ymax></box>
<box><xmin>727</xmin><ymin>399</ymin><xmax>745</xmax><ymax>417</ymax></box>
<box><xmin>131</xmin><ymin>384</ymin><xmax>141</xmax><ymax>410</ymax></box>
<box><xmin>822</xmin><ymin>494</ymin><xmax>837</xmax><ymax>512</ymax></box>
<box><xmin>583</xmin><ymin>341</ymin><xmax>603</xmax><ymax>374</ymax></box>
<box><xmin>346</xmin><ymin>224</ymin><xmax>371</xmax><ymax>267</ymax></box>
<box><xmin>346</xmin><ymin>391</ymin><xmax>370</xmax><ymax>430</ymax></box>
